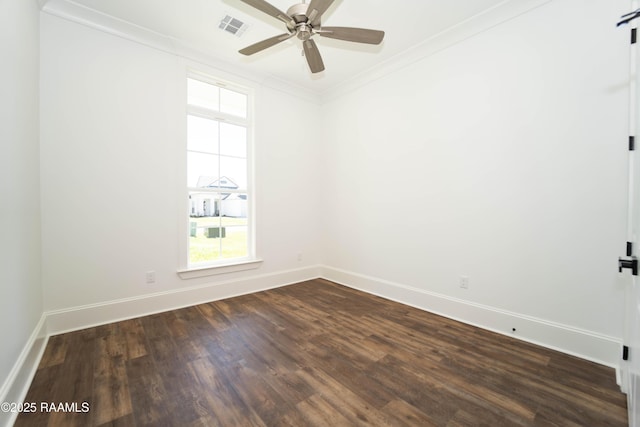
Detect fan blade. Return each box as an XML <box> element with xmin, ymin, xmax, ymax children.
<box><xmin>319</xmin><ymin>27</ymin><xmax>385</xmax><ymax>45</ymax></box>
<box><xmin>307</xmin><ymin>0</ymin><xmax>334</xmax><ymax>27</ymax></box>
<box><xmin>238</xmin><ymin>0</ymin><xmax>294</xmax><ymax>27</ymax></box>
<box><xmin>239</xmin><ymin>33</ymin><xmax>295</xmax><ymax>55</ymax></box>
<box><xmin>303</xmin><ymin>39</ymin><xmax>325</xmax><ymax>73</ymax></box>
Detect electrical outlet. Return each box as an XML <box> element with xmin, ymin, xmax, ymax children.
<box><xmin>460</xmin><ymin>276</ymin><xmax>469</xmax><ymax>289</ymax></box>
<box><xmin>146</xmin><ymin>271</ymin><xmax>156</xmax><ymax>284</ymax></box>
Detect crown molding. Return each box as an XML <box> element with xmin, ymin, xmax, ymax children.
<box><xmin>39</xmin><ymin>0</ymin><xmax>553</xmax><ymax>104</ymax></box>
<box><xmin>320</xmin><ymin>0</ymin><xmax>554</xmax><ymax>103</ymax></box>
<box><xmin>39</xmin><ymin>0</ymin><xmax>322</xmax><ymax>104</ymax></box>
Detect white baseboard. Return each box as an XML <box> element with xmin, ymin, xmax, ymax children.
<box><xmin>0</xmin><ymin>315</ymin><xmax>48</xmax><ymax>427</ymax></box>
<box><xmin>46</xmin><ymin>265</ymin><xmax>322</xmax><ymax>336</ymax></box>
<box><xmin>321</xmin><ymin>266</ymin><xmax>623</xmax><ymax>370</ymax></box>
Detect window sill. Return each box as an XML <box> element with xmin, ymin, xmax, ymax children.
<box><xmin>177</xmin><ymin>258</ymin><xmax>263</xmax><ymax>279</ymax></box>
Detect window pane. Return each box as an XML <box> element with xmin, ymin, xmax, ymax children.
<box><xmin>220</xmin><ymin>194</ymin><xmax>248</xmax><ymax>258</ymax></box>
<box><xmin>188</xmin><ymin>115</ymin><xmax>218</xmax><ymax>154</ymax></box>
<box><xmin>189</xmin><ymin>192</ymin><xmax>222</xmax><ymax>218</ymax></box>
<box><xmin>220</xmin><ymin>87</ymin><xmax>247</xmax><ymax>118</ymax></box>
<box><xmin>189</xmin><ymin>192</ymin><xmax>222</xmax><ymax>264</ymax></box>
<box><xmin>215</xmin><ymin>177</ymin><xmax>237</xmax><ymax>190</ymax></box>
<box><xmin>187</xmin><ymin>152</ymin><xmax>219</xmax><ymax>188</ymax></box>
<box><xmin>220</xmin><ymin>156</ymin><xmax>247</xmax><ymax>189</ymax></box>
<box><xmin>221</xmin><ymin>225</ymin><xmax>247</xmax><ymax>259</ymax></box>
<box><xmin>189</xmin><ymin>224</ymin><xmax>221</xmax><ymax>263</ymax></box>
<box><xmin>220</xmin><ymin>122</ymin><xmax>246</xmax><ymax>158</ymax></box>
<box><xmin>189</xmin><ymin>232</ymin><xmax>221</xmax><ymax>264</ymax></box>
<box><xmin>188</xmin><ymin>192</ymin><xmax>248</xmax><ymax>263</ymax></box>
<box><xmin>220</xmin><ymin>193</ymin><xmax>248</xmax><ymax>219</ymax></box>
<box><xmin>188</xmin><ymin>78</ymin><xmax>219</xmax><ymax>110</ymax></box>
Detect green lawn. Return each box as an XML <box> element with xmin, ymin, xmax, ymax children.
<box><xmin>189</xmin><ymin>216</ymin><xmax>248</xmax><ymax>263</ymax></box>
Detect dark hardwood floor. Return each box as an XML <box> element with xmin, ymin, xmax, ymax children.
<box><xmin>15</xmin><ymin>279</ymin><xmax>627</xmax><ymax>426</ymax></box>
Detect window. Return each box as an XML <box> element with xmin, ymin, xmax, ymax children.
<box><xmin>184</xmin><ymin>74</ymin><xmax>254</xmax><ymax>270</ymax></box>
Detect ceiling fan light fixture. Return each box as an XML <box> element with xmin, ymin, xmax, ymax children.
<box><xmin>296</xmin><ymin>23</ymin><xmax>312</xmax><ymax>41</ymax></box>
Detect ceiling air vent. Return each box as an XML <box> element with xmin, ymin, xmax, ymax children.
<box><xmin>219</xmin><ymin>15</ymin><xmax>248</xmax><ymax>37</ymax></box>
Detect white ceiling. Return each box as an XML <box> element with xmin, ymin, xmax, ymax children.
<box><xmin>40</xmin><ymin>0</ymin><xmax>541</xmax><ymax>95</ymax></box>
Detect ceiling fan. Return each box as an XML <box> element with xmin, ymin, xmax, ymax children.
<box><xmin>238</xmin><ymin>0</ymin><xmax>385</xmax><ymax>73</ymax></box>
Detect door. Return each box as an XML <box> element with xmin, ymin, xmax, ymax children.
<box><xmin>621</xmin><ymin>155</ymin><xmax>640</xmax><ymax>425</ymax></box>
<box><xmin>625</xmin><ymin>272</ymin><xmax>640</xmax><ymax>426</ymax></box>
<box><xmin>620</xmin><ymin>3</ymin><xmax>640</xmax><ymax>426</ymax></box>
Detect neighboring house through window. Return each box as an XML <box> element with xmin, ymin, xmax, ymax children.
<box><xmin>185</xmin><ymin>73</ymin><xmax>253</xmax><ymax>269</ymax></box>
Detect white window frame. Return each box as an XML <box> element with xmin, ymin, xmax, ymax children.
<box><xmin>177</xmin><ymin>69</ymin><xmax>261</xmax><ymax>279</ymax></box>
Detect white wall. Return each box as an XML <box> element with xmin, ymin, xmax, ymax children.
<box><xmin>35</xmin><ymin>0</ymin><xmax>631</xmax><ymax>370</ymax></box>
<box><xmin>321</xmin><ymin>0</ymin><xmax>629</xmax><ymax>344</ymax></box>
<box><xmin>40</xmin><ymin>13</ymin><xmax>321</xmax><ymax>313</ymax></box>
<box><xmin>0</xmin><ymin>0</ymin><xmax>43</xmax><ymax>413</ymax></box>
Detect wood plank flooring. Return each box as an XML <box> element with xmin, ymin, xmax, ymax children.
<box><xmin>15</xmin><ymin>279</ymin><xmax>627</xmax><ymax>426</ymax></box>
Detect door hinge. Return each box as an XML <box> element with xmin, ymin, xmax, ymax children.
<box><xmin>630</xmin><ymin>136</ymin><xmax>636</xmax><ymax>151</ymax></box>
<box><xmin>619</xmin><ymin>256</ymin><xmax>639</xmax><ymax>275</ymax></box>
<box><xmin>633</xmin><ymin>28</ymin><xmax>638</xmax><ymax>44</ymax></box>
<box><xmin>624</xmin><ymin>345</ymin><xmax>630</xmax><ymax>361</ymax></box>
<box><xmin>628</xmin><ymin>242</ymin><xmax>634</xmax><ymax>257</ymax></box>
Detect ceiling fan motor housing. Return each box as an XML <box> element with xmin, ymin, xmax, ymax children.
<box><xmin>287</xmin><ymin>3</ymin><xmax>311</xmax><ymax>25</ymax></box>
<box><xmin>285</xmin><ymin>4</ymin><xmax>315</xmax><ymax>40</ymax></box>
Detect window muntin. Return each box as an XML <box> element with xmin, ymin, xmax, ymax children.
<box><xmin>186</xmin><ymin>75</ymin><xmax>251</xmax><ymax>267</ymax></box>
